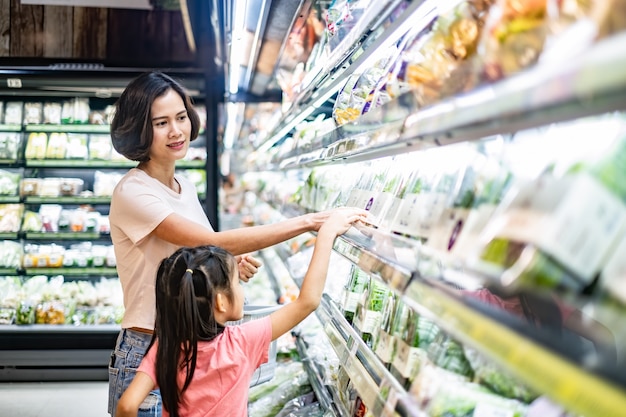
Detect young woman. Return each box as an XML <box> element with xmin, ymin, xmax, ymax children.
<box><xmin>108</xmin><ymin>71</ymin><xmax>361</xmax><ymax>416</ymax></box>
<box><xmin>115</xmin><ymin>209</ymin><xmax>365</xmax><ymax>417</ymax></box>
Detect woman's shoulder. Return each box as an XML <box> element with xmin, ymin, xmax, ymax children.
<box><xmin>113</xmin><ymin>169</ymin><xmax>153</xmax><ymax>194</ymax></box>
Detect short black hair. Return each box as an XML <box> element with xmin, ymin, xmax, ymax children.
<box><xmin>110</xmin><ymin>71</ymin><xmax>201</xmax><ymax>162</ymax></box>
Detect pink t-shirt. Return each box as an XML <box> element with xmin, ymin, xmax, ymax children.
<box><xmin>138</xmin><ymin>316</ymin><xmax>272</xmax><ymax>417</ymax></box>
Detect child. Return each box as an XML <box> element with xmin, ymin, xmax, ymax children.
<box><xmin>115</xmin><ymin>208</ymin><xmax>365</xmax><ymax>417</ymax></box>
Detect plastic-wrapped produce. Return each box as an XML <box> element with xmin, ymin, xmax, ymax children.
<box><xmin>0</xmin><ymin>170</ymin><xmax>20</xmax><ymax>196</ymax></box>
<box><xmin>247</xmin><ymin>362</ymin><xmax>312</xmax><ymax>417</ymax></box>
<box><xmin>0</xmin><ymin>132</ymin><xmax>20</xmax><ymax>160</ymax></box>
<box><xmin>353</xmin><ymin>276</ymin><xmax>391</xmax><ymax>348</ymax></box>
<box><xmin>472</xmin><ymin>117</ymin><xmax>626</xmax><ymax>293</ymax></box>
<box><xmin>0</xmin><ymin>204</ymin><xmax>24</xmax><ymax>232</ymax></box>
<box><xmin>341</xmin><ymin>265</ymin><xmax>369</xmax><ymax>325</ymax></box>
<box><xmin>411</xmin><ymin>363</ymin><xmax>528</xmax><ymax>417</ymax></box>
<box><xmin>464</xmin><ymin>346</ymin><xmax>539</xmax><ymax>402</ymax></box>
<box><xmin>24</xmin><ymin>132</ymin><xmax>48</xmax><ymax>160</ymax></box>
<box><xmin>0</xmin><ymin>240</ymin><xmax>22</xmax><ymax>269</ymax></box>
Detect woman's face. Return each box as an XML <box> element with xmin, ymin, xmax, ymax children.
<box><xmin>149</xmin><ymin>88</ymin><xmax>191</xmax><ymax>163</ymax></box>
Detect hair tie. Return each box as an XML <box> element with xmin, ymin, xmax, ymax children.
<box><xmin>185</xmin><ymin>269</ymin><xmax>193</xmax><ymax>274</ymax></box>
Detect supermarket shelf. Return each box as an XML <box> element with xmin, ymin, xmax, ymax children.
<box><xmin>333</xmin><ymin>224</ymin><xmax>417</xmax><ymax>292</ymax></box>
<box><xmin>295</xmin><ymin>336</ymin><xmax>343</xmax><ymax>417</ymax></box>
<box><xmin>328</xmin><ymin>221</ymin><xmax>626</xmax><ymax>417</ymax></box>
<box><xmin>24</xmin><ymin>196</ymin><xmax>112</xmax><ymax>205</ymax></box>
<box><xmin>24</xmin><ymin>124</ymin><xmax>111</xmax><ymax>133</ymax></box>
<box><xmin>0</xmin><ymin>124</ymin><xmax>22</xmax><ymax>131</ymax></box>
<box><xmin>274</xmin><ymin>31</ymin><xmax>626</xmax><ymax>170</ymax></box>
<box><xmin>0</xmin><ymin>232</ymin><xmax>18</xmax><ymax>240</ymax></box>
<box><xmin>259</xmin><ymin>0</ymin><xmax>435</xmax><ymax>153</ymax></box>
<box><xmin>317</xmin><ymin>294</ymin><xmax>417</xmax><ymax>417</ymax></box>
<box><xmin>0</xmin><ymin>160</ymin><xmax>21</xmax><ymax>168</ymax></box>
<box><xmin>0</xmin><ymin>196</ymin><xmax>20</xmax><ymax>204</ymax></box>
<box><xmin>22</xmin><ymin>267</ymin><xmax>118</xmax><ymax>277</ymax></box>
<box><xmin>402</xmin><ymin>278</ymin><xmax>626</xmax><ymax>417</ymax></box>
<box><xmin>24</xmin><ymin>231</ymin><xmax>104</xmax><ymax>240</ymax></box>
<box><xmin>0</xmin><ymin>324</ymin><xmax>119</xmax><ymax>382</ymax></box>
<box><xmin>23</xmin><ymin>159</ymin><xmax>205</xmax><ymax>169</ymax></box>
<box><xmin>25</xmin><ymin>159</ymin><xmax>134</xmax><ymax>168</ymax></box>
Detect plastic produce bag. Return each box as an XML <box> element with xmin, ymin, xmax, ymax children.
<box><xmin>247</xmin><ymin>365</ymin><xmax>312</xmax><ymax>417</ymax></box>
<box><xmin>464</xmin><ymin>346</ymin><xmax>539</xmax><ymax>402</ymax></box>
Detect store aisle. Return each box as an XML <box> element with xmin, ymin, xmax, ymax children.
<box><xmin>0</xmin><ymin>381</ymin><xmax>109</xmax><ymax>417</ymax></box>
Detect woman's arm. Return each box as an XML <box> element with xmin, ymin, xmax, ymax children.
<box><xmin>115</xmin><ymin>372</ymin><xmax>155</xmax><ymax>417</ymax></box>
<box><xmin>153</xmin><ymin>209</ymin><xmax>341</xmax><ymax>256</ymax></box>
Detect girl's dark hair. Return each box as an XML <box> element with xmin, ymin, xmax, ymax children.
<box><xmin>110</xmin><ymin>71</ymin><xmax>201</xmax><ymax>162</ymax></box>
<box><xmin>152</xmin><ymin>245</ymin><xmax>235</xmax><ymax>417</ymax></box>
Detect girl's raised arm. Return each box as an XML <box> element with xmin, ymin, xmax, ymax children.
<box><xmin>269</xmin><ymin>208</ymin><xmax>367</xmax><ymax>340</ymax></box>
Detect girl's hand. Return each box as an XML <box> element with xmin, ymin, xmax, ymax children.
<box><xmin>318</xmin><ymin>207</ymin><xmax>367</xmax><ymax>237</ymax></box>
<box><xmin>237</xmin><ymin>254</ymin><xmax>262</xmax><ymax>282</ymax></box>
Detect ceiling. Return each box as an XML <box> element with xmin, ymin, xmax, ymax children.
<box><xmin>0</xmin><ymin>0</ymin><xmax>306</xmax><ymax>104</ymax></box>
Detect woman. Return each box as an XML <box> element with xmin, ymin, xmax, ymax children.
<box><xmin>107</xmin><ymin>71</ymin><xmax>352</xmax><ymax>416</ymax></box>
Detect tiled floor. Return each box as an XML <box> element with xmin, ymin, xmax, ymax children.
<box><xmin>0</xmin><ymin>381</ymin><xmax>109</xmax><ymax>417</ymax></box>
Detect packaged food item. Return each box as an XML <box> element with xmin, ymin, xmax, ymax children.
<box><xmin>20</xmin><ymin>178</ymin><xmax>42</xmax><ymax>197</ymax></box>
<box><xmin>0</xmin><ymin>203</ymin><xmax>24</xmax><ymax>232</ymax></box>
<box><xmin>24</xmin><ymin>132</ymin><xmax>48</xmax><ymax>160</ymax></box>
<box><xmin>45</xmin><ymin>132</ymin><xmax>68</xmax><ymax>159</ymax></box>
<box><xmin>0</xmin><ymin>132</ymin><xmax>20</xmax><ymax>160</ymax></box>
<box><xmin>0</xmin><ymin>169</ymin><xmax>20</xmax><ymax>196</ymax></box>
<box><xmin>23</xmin><ymin>102</ymin><xmax>43</xmax><ymax>125</ymax></box>
<box><xmin>43</xmin><ymin>102</ymin><xmax>62</xmax><ymax>124</ymax></box>
<box><xmin>373</xmin><ymin>291</ymin><xmax>398</xmax><ymax>369</ymax></box>
<box><xmin>353</xmin><ymin>276</ymin><xmax>390</xmax><ymax>348</ymax></box>
<box><xmin>88</xmin><ymin>135</ymin><xmax>112</xmax><ymax>160</ymax></box>
<box><xmin>59</xmin><ymin>178</ymin><xmax>84</xmax><ymax>196</ymax></box>
<box><xmin>3</xmin><ymin>102</ymin><xmax>23</xmax><ymax>125</ymax></box>
<box><xmin>475</xmin><ymin>0</ymin><xmax>548</xmax><ymax>83</ymax></box>
<box><xmin>471</xmin><ymin>118</ymin><xmax>626</xmax><ymax>293</ymax></box>
<box><xmin>65</xmin><ymin>133</ymin><xmax>88</xmax><ymax>159</ymax></box>
<box><xmin>341</xmin><ymin>264</ymin><xmax>369</xmax><ymax>325</ymax></box>
<box><xmin>464</xmin><ymin>346</ymin><xmax>538</xmax><ymax>402</ymax></box>
<box><xmin>428</xmin><ymin>333</ymin><xmax>474</xmax><ymax>379</ymax></box>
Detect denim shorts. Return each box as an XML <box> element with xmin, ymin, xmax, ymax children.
<box><xmin>108</xmin><ymin>329</ymin><xmax>161</xmax><ymax>416</ymax></box>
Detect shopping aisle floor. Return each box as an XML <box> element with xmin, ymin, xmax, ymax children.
<box><xmin>0</xmin><ymin>381</ymin><xmax>109</xmax><ymax>417</ymax></box>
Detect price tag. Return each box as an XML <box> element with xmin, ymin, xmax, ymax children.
<box><xmin>380</xmin><ymin>379</ymin><xmax>399</xmax><ymax>416</ymax></box>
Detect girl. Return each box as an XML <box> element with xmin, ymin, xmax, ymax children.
<box><xmin>115</xmin><ymin>208</ymin><xmax>365</xmax><ymax>417</ymax></box>
<box><xmin>108</xmin><ymin>71</ymin><xmax>364</xmax><ymax>416</ymax></box>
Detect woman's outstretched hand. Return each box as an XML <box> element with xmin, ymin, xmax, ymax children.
<box><xmin>308</xmin><ymin>207</ymin><xmax>368</xmax><ymax>232</ymax></box>
<box><xmin>236</xmin><ymin>254</ymin><xmax>262</xmax><ymax>282</ymax></box>
<box><xmin>318</xmin><ymin>207</ymin><xmax>368</xmax><ymax>237</ymax></box>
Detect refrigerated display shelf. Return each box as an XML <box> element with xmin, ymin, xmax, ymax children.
<box><xmin>295</xmin><ymin>336</ymin><xmax>343</xmax><ymax>417</ymax></box>
<box><xmin>0</xmin><ymin>324</ymin><xmax>119</xmax><ymax>382</ymax></box>
<box><xmin>274</xmin><ymin>30</ymin><xmax>626</xmax><ymax>171</ymax></box>
<box><xmin>22</xmin><ymin>267</ymin><xmax>118</xmax><ymax>277</ymax></box>
<box><xmin>317</xmin><ymin>294</ymin><xmax>415</xmax><ymax>417</ymax></box>
<box><xmin>260</xmin><ymin>0</ymin><xmax>433</xmax><ymax>153</ymax></box>
<box><xmin>24</xmin><ymin>231</ymin><xmax>103</xmax><ymax>240</ymax></box>
<box><xmin>0</xmin><ymin>124</ymin><xmax>21</xmax><ymax>132</ymax></box>
<box><xmin>22</xmin><ymin>159</ymin><xmax>205</xmax><ymax>169</ymax></box>
<box><xmin>0</xmin><ymin>196</ymin><xmax>20</xmax><ymax>203</ymax></box>
<box><xmin>24</xmin><ymin>196</ymin><xmax>112</xmax><ymax>205</ymax></box>
<box><xmin>328</xmin><ymin>225</ymin><xmax>626</xmax><ymax>417</ymax></box>
<box><xmin>24</xmin><ymin>124</ymin><xmax>111</xmax><ymax>133</ymax></box>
